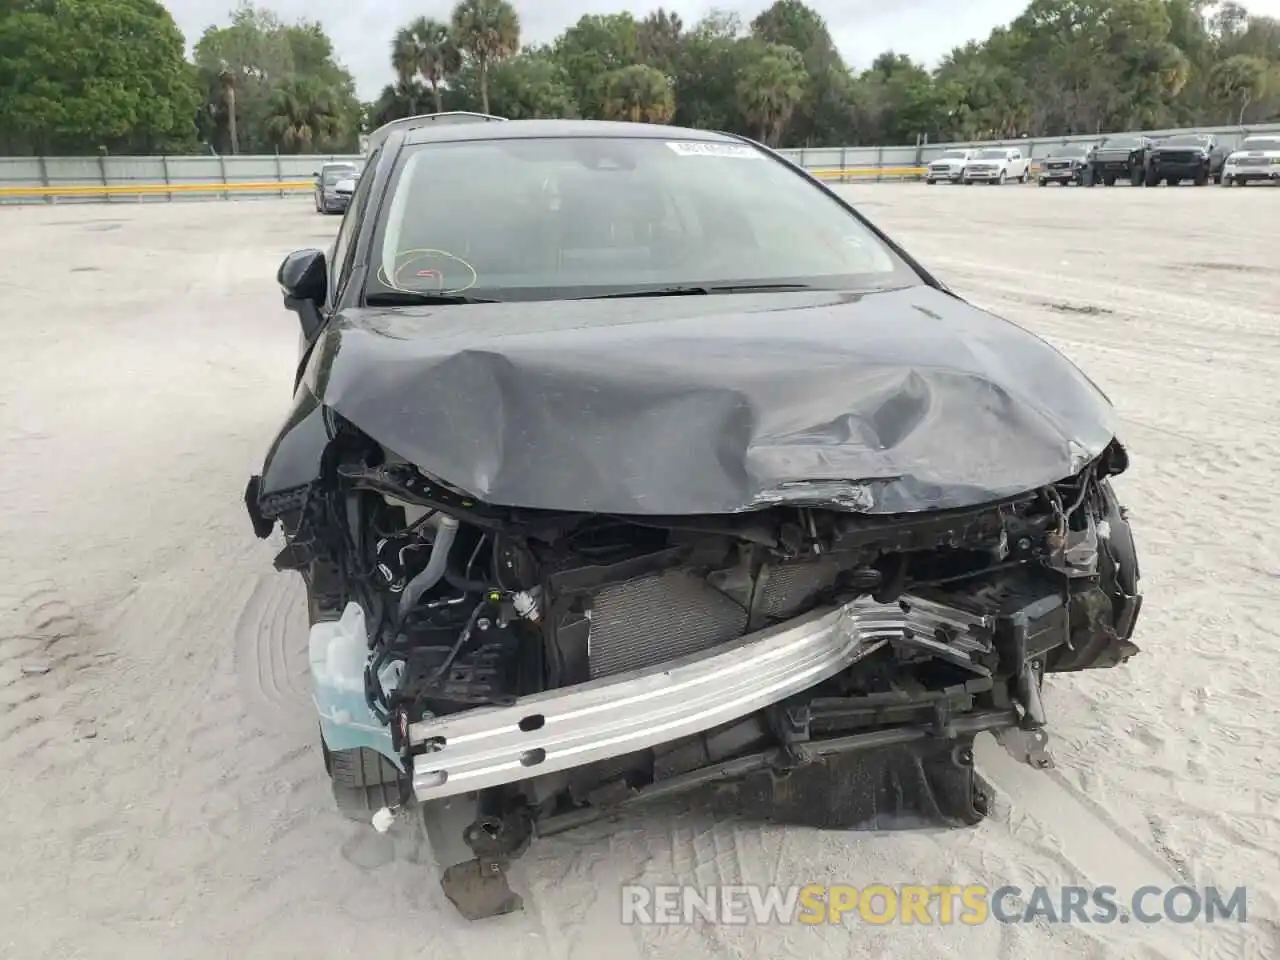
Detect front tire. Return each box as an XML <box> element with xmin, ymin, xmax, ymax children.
<box><xmin>1144</xmin><ymin>166</ymin><xmax>1159</xmax><ymax>187</ymax></box>
<box><xmin>1194</xmin><ymin>167</ymin><xmax>1209</xmax><ymax>186</ymax></box>
<box><xmin>327</xmin><ymin>745</ymin><xmax>405</xmax><ymax>821</ymax></box>
<box><xmin>1103</xmin><ymin>174</ymin><xmax>1116</xmax><ymax>187</ymax></box>
<box><xmin>1129</xmin><ymin>167</ymin><xmax>1144</xmax><ymax>187</ymax></box>
<box><xmin>998</xmin><ymin>170</ymin><xmax>1007</xmax><ymax>185</ymax></box>
<box><xmin>1038</xmin><ymin>178</ymin><xmax>1047</xmax><ymax>187</ymax></box>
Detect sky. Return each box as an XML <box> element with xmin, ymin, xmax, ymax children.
<box><xmin>165</xmin><ymin>0</ymin><xmax>1035</xmax><ymax>100</ymax></box>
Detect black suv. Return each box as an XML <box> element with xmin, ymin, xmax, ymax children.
<box><xmin>1144</xmin><ymin>134</ymin><xmax>1228</xmax><ymax>186</ymax></box>
<box><xmin>1088</xmin><ymin>135</ymin><xmax>1154</xmax><ymax>186</ymax></box>
<box><xmin>1038</xmin><ymin>142</ymin><xmax>1097</xmax><ymax>186</ymax></box>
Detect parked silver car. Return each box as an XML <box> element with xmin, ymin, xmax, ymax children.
<box><xmin>313</xmin><ymin>162</ymin><xmax>359</xmax><ymax>214</ymax></box>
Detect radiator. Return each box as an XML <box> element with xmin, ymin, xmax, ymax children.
<box><xmin>586</xmin><ymin>559</ymin><xmax>845</xmax><ymax>678</ymax></box>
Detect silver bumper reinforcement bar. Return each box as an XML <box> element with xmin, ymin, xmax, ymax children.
<box><xmin>407</xmin><ymin>593</ymin><xmax>994</xmax><ymax>802</ymax></box>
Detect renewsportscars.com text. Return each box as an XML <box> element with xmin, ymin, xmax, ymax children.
<box><xmin>621</xmin><ymin>884</ymin><xmax>1248</xmax><ymax>926</ymax></box>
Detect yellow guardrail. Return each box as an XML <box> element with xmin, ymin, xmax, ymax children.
<box><xmin>810</xmin><ymin>166</ymin><xmax>927</xmax><ymax>179</ymax></box>
<box><xmin>0</xmin><ymin>166</ymin><xmax>941</xmax><ymax>199</ymax></box>
<box><xmin>0</xmin><ymin>180</ymin><xmax>315</xmax><ymax>198</ymax></box>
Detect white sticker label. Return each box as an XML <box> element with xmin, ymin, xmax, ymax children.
<box><xmin>665</xmin><ymin>141</ymin><xmax>762</xmax><ymax>159</ymax></box>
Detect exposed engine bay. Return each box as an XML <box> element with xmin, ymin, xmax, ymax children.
<box><xmin>248</xmin><ymin>417</ymin><xmax>1142</xmax><ymax>919</ymax></box>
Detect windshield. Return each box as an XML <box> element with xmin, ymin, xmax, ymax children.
<box><xmin>1163</xmin><ymin>135</ymin><xmax>1209</xmax><ymax>146</ymax></box>
<box><xmin>940</xmin><ymin>150</ymin><xmax>969</xmax><ymax>159</ymax></box>
<box><xmin>1240</xmin><ymin>138</ymin><xmax>1280</xmax><ymax>151</ymax></box>
<box><xmin>1100</xmin><ymin>137</ymin><xmax>1140</xmax><ymax>148</ymax></box>
<box><xmin>367</xmin><ymin>136</ymin><xmax>921</xmax><ymax>301</ymax></box>
<box><xmin>974</xmin><ymin>149</ymin><xmax>1007</xmax><ymax>159</ymax></box>
<box><xmin>1048</xmin><ymin>144</ymin><xmax>1088</xmax><ymax>157</ymax></box>
<box><xmin>323</xmin><ymin>167</ymin><xmax>356</xmax><ymax>184</ymax></box>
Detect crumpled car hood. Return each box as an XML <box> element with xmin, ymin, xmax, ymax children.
<box><xmin>296</xmin><ymin>285</ymin><xmax>1118</xmax><ymax>516</ymax></box>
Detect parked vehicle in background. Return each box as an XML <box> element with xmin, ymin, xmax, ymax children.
<box><xmin>1144</xmin><ymin>134</ymin><xmax>1227</xmax><ymax>186</ymax></box>
<box><xmin>1087</xmin><ymin>135</ymin><xmax>1153</xmax><ymax>187</ymax></box>
<box><xmin>314</xmin><ymin>162</ymin><xmax>360</xmax><ymax>214</ymax></box>
<box><xmin>925</xmin><ymin>148</ymin><xmax>978</xmax><ymax>184</ymax></box>
<box><xmin>1221</xmin><ymin>135</ymin><xmax>1280</xmax><ymax>186</ymax></box>
<box><xmin>962</xmin><ymin>147</ymin><xmax>1030</xmax><ymax>184</ymax></box>
<box><xmin>1038</xmin><ymin>143</ymin><xmax>1096</xmax><ymax>186</ymax></box>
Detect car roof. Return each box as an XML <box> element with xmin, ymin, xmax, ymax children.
<box><xmin>401</xmin><ymin>118</ymin><xmax>744</xmax><ymax>147</ymax></box>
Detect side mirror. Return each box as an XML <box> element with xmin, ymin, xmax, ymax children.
<box><xmin>277</xmin><ymin>249</ymin><xmax>327</xmax><ymax>342</ymax></box>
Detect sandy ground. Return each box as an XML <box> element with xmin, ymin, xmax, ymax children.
<box><xmin>1</xmin><ymin>183</ymin><xmax>1277</xmax><ymax>959</ymax></box>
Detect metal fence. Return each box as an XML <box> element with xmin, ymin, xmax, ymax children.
<box><xmin>2</xmin><ymin>121</ymin><xmax>1278</xmax><ymax>204</ymax></box>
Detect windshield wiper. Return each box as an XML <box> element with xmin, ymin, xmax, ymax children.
<box><xmin>364</xmin><ymin>291</ymin><xmax>501</xmax><ymax>306</ymax></box>
<box><xmin>576</xmin><ymin>282</ymin><xmax>818</xmax><ymax>300</ymax></box>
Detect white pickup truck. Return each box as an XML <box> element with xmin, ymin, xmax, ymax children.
<box><xmin>962</xmin><ymin>147</ymin><xmax>1031</xmax><ymax>185</ymax></box>
<box><xmin>924</xmin><ymin>148</ymin><xmax>978</xmax><ymax>184</ymax></box>
<box><xmin>1221</xmin><ymin>135</ymin><xmax>1280</xmax><ymax>186</ymax></box>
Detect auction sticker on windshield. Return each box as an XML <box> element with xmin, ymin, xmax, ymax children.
<box><xmin>665</xmin><ymin>141</ymin><xmax>762</xmax><ymax>158</ymax></box>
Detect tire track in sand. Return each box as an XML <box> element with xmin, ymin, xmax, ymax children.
<box><xmin>232</xmin><ymin>571</ymin><xmax>313</xmax><ymax>737</ymax></box>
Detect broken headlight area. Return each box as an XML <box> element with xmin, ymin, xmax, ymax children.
<box><xmin>252</xmin><ymin>425</ymin><xmax>1141</xmax><ymax>919</ymax></box>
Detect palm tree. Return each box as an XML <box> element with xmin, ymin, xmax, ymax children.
<box><xmin>265</xmin><ymin>79</ymin><xmax>344</xmax><ymax>153</ymax></box>
<box><xmin>391</xmin><ymin>17</ymin><xmax>461</xmax><ymax>114</ymax></box>
<box><xmin>372</xmin><ymin>79</ymin><xmax>430</xmax><ymax>125</ymax></box>
<box><xmin>450</xmin><ymin>0</ymin><xmax>521</xmax><ymax>115</ymax></box>
<box><xmin>218</xmin><ymin>62</ymin><xmax>239</xmax><ymax>155</ymax></box>
<box><xmin>737</xmin><ymin>46</ymin><xmax>808</xmax><ymax>146</ymax></box>
<box><xmin>600</xmin><ymin>65</ymin><xmax>675</xmax><ymax>123</ymax></box>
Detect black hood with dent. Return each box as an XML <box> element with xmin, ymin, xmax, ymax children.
<box><xmin>272</xmin><ymin>285</ymin><xmax>1118</xmax><ymax>516</ymax></box>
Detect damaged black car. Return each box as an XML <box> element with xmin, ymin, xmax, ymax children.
<box><xmin>246</xmin><ymin>113</ymin><xmax>1144</xmax><ymax>920</ymax></box>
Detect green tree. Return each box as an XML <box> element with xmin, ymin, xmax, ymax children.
<box><xmin>599</xmin><ymin>64</ymin><xmax>675</xmax><ymax>123</ymax></box>
<box><xmin>391</xmin><ymin>17</ymin><xmax>461</xmax><ymax>113</ymax></box>
<box><xmin>1209</xmin><ymin>54</ymin><xmax>1270</xmax><ymax>123</ymax></box>
<box><xmin>194</xmin><ymin>4</ymin><xmax>360</xmax><ymax>154</ymax></box>
<box><xmin>0</xmin><ymin>0</ymin><xmax>199</xmax><ymax>155</ymax></box>
<box><xmin>637</xmin><ymin>8</ymin><xmax>684</xmax><ymax>75</ymax></box>
<box><xmin>489</xmin><ymin>50</ymin><xmax>579</xmax><ymax>119</ymax></box>
<box><xmin>265</xmin><ymin>78</ymin><xmax>345</xmax><ymax>152</ymax></box>
<box><xmin>669</xmin><ymin>12</ymin><xmax>751</xmax><ymax>131</ymax></box>
<box><xmin>553</xmin><ymin>13</ymin><xmax>642</xmax><ymax>117</ymax></box>
<box><xmin>450</xmin><ymin>0</ymin><xmax>522</xmax><ymax>115</ymax></box>
<box><xmin>736</xmin><ymin>42</ymin><xmax>808</xmax><ymax>145</ymax></box>
<box><xmin>369</xmin><ymin>79</ymin><xmax>429</xmax><ymax>127</ymax></box>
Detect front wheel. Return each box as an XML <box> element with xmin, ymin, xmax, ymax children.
<box><xmin>1018</xmin><ymin>171</ymin><xmax>1027</xmax><ymax>183</ymax></box>
<box><xmin>1103</xmin><ymin>174</ymin><xmax>1116</xmax><ymax>187</ymax></box>
<box><xmin>1129</xmin><ymin>168</ymin><xmax>1144</xmax><ymax>187</ymax></box>
<box><xmin>1038</xmin><ymin>178</ymin><xmax>1047</xmax><ymax>187</ymax></box>
<box><xmin>1194</xmin><ymin>167</ymin><xmax>1209</xmax><ymax>186</ymax></box>
<box><xmin>925</xmin><ymin>178</ymin><xmax>935</xmax><ymax>185</ymax></box>
<box><xmin>998</xmin><ymin>170</ymin><xmax>1007</xmax><ymax>185</ymax></box>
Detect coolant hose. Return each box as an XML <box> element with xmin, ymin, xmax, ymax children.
<box><xmin>398</xmin><ymin>515</ymin><xmax>460</xmax><ymax>618</ymax></box>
